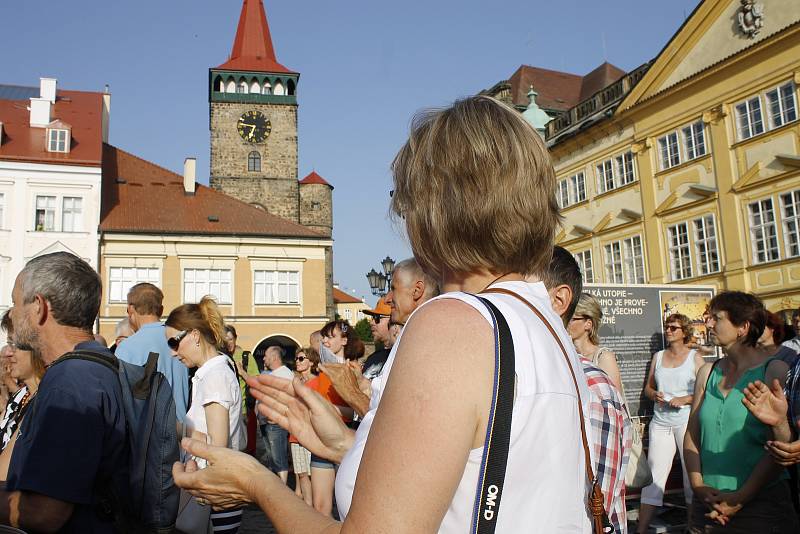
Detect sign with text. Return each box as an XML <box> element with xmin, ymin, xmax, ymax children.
<box><xmin>585</xmin><ymin>284</ymin><xmax>716</xmax><ymax>416</ymax></box>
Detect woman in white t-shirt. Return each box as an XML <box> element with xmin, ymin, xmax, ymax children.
<box><xmin>173</xmin><ymin>97</ymin><xmax>594</xmax><ymax>533</ymax></box>
<box><xmin>166</xmin><ymin>296</ymin><xmax>243</xmax><ymax>533</ymax></box>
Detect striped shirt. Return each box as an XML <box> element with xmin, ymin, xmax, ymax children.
<box><xmin>581</xmin><ymin>357</ymin><xmax>632</xmax><ymax>534</ymax></box>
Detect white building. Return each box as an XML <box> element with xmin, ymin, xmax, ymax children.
<box><xmin>0</xmin><ymin>78</ymin><xmax>109</xmax><ymax>311</ymax></box>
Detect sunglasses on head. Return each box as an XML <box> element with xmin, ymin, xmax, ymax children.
<box><xmin>167</xmin><ymin>330</ymin><xmax>189</xmax><ymax>350</ymax></box>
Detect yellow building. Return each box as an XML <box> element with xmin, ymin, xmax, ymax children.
<box><xmin>97</xmin><ymin>145</ymin><xmax>332</xmax><ymax>354</ymax></box>
<box><xmin>333</xmin><ymin>286</ymin><xmax>368</xmax><ymax>325</ymax></box>
<box><xmin>540</xmin><ymin>0</ymin><xmax>800</xmax><ymax>315</ymax></box>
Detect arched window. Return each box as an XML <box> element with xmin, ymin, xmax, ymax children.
<box><xmin>287</xmin><ymin>79</ymin><xmax>296</xmax><ymax>96</ymax></box>
<box><xmin>226</xmin><ymin>79</ymin><xmax>236</xmax><ymax>93</ymax></box>
<box><xmin>237</xmin><ymin>81</ymin><xmax>248</xmax><ymax>94</ymax></box>
<box><xmin>262</xmin><ymin>81</ymin><xmax>272</xmax><ymax>95</ymax></box>
<box><xmin>273</xmin><ymin>81</ymin><xmax>285</xmax><ymax>96</ymax></box>
<box><xmin>214</xmin><ymin>76</ymin><xmax>224</xmax><ymax>93</ymax></box>
<box><xmin>248</xmin><ymin>151</ymin><xmax>261</xmax><ymax>172</ymax></box>
<box><xmin>250</xmin><ymin>79</ymin><xmax>260</xmax><ymax>94</ymax></box>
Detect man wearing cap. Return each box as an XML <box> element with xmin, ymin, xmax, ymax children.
<box><xmin>361</xmin><ymin>297</ymin><xmax>393</xmax><ymax>380</ymax></box>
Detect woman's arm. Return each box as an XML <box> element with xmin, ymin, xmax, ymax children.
<box><xmin>597</xmin><ymin>350</ymin><xmax>623</xmax><ymax>392</ymax></box>
<box><xmin>684</xmin><ymin>362</ymin><xmax>713</xmax><ymax>497</ymax></box>
<box><xmin>643</xmin><ymin>353</ymin><xmax>661</xmax><ymax>404</ymax></box>
<box><xmin>204</xmin><ymin>403</ymin><xmax>231</xmax><ymax>448</ymax></box>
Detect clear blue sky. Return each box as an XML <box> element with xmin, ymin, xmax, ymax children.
<box><xmin>2</xmin><ymin>0</ymin><xmax>700</xmax><ymax>303</ymax></box>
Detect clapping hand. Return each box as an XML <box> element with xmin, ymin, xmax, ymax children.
<box><xmin>742</xmin><ymin>379</ymin><xmax>788</xmax><ymax>427</ymax></box>
<box><xmin>247</xmin><ymin>373</ymin><xmax>355</xmax><ymax>464</ymax></box>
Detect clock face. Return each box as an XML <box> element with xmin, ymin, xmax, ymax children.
<box><xmin>237</xmin><ymin>110</ymin><xmax>271</xmax><ymax>143</ymax></box>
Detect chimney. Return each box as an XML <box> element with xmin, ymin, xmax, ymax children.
<box><xmin>40</xmin><ymin>78</ymin><xmax>57</xmax><ymax>103</ymax></box>
<box><xmin>102</xmin><ymin>85</ymin><xmax>111</xmax><ymax>144</ymax></box>
<box><xmin>183</xmin><ymin>157</ymin><xmax>196</xmax><ymax>196</ymax></box>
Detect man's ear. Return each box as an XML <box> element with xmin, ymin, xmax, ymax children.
<box><xmin>412</xmin><ymin>280</ymin><xmax>425</xmax><ymax>300</ymax></box>
<box><xmin>34</xmin><ymin>294</ymin><xmax>48</xmax><ymax>326</ymax></box>
<box><xmin>549</xmin><ymin>284</ymin><xmax>573</xmax><ymax>320</ymax></box>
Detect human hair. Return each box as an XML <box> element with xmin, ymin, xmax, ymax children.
<box><xmin>127</xmin><ymin>282</ymin><xmax>164</xmax><ymax>317</ymax></box>
<box><xmin>763</xmin><ymin>311</ymin><xmax>785</xmax><ymax>345</ymax></box>
<box><xmin>709</xmin><ymin>291</ymin><xmax>766</xmax><ymax>348</ymax></box>
<box><xmin>393</xmin><ymin>258</ymin><xmax>440</xmax><ymax>300</ymax></box>
<box><xmin>542</xmin><ymin>246</ymin><xmax>583</xmax><ymax>322</ymax></box>
<box><xmin>224</xmin><ymin>324</ymin><xmax>238</xmax><ymax>339</ymax></box>
<box><xmin>297</xmin><ymin>346</ymin><xmax>320</xmax><ymax>375</ymax></box>
<box><xmin>664</xmin><ymin>313</ymin><xmax>693</xmax><ymax>343</ymax></box>
<box><xmin>1</xmin><ymin>310</ymin><xmax>11</xmax><ymax>336</ymax></box>
<box><xmin>574</xmin><ymin>293</ymin><xmax>602</xmax><ymax>345</ymax></box>
<box><xmin>165</xmin><ymin>296</ymin><xmax>227</xmax><ymax>351</ymax></box>
<box><xmin>390</xmin><ymin>96</ymin><xmax>561</xmax><ymax>281</ymax></box>
<box><xmin>114</xmin><ymin>318</ymin><xmax>132</xmax><ymax>339</ymax></box>
<box><xmin>19</xmin><ymin>251</ymin><xmax>101</xmax><ymax>331</ymax></box>
<box><xmin>321</xmin><ymin>319</ymin><xmax>365</xmax><ymax>361</ymax></box>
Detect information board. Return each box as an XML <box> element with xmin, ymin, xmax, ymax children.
<box><xmin>585</xmin><ymin>284</ymin><xmax>716</xmax><ymax>416</ymax></box>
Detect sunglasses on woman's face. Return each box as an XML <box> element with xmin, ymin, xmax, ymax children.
<box><xmin>167</xmin><ymin>330</ymin><xmax>189</xmax><ymax>351</ymax></box>
<box><xmin>665</xmin><ymin>325</ymin><xmax>682</xmax><ymax>332</ymax></box>
<box><xmin>295</xmin><ymin>356</ymin><xmax>307</xmax><ymax>362</ymax></box>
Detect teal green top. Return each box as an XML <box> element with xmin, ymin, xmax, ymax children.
<box><xmin>699</xmin><ymin>359</ymin><xmax>784</xmax><ymax>491</ymax></box>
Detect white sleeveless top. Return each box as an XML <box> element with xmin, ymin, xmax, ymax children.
<box><xmin>651</xmin><ymin>349</ymin><xmax>697</xmax><ymax>427</ymax></box>
<box><xmin>335</xmin><ymin>281</ymin><xmax>593</xmax><ymax>533</ymax></box>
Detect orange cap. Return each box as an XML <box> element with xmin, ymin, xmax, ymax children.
<box><xmin>363</xmin><ymin>297</ymin><xmax>391</xmax><ymax>317</ymax></box>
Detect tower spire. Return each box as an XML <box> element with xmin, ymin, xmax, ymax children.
<box><xmin>216</xmin><ymin>0</ymin><xmax>293</xmax><ymax>73</ymax></box>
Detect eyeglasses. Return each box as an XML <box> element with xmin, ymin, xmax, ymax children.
<box><xmin>167</xmin><ymin>330</ymin><xmax>188</xmax><ymax>351</ymax></box>
<box><xmin>4</xmin><ymin>340</ymin><xmax>16</xmax><ymax>350</ymax></box>
<box><xmin>569</xmin><ymin>316</ymin><xmax>589</xmax><ymax>322</ymax></box>
<box><xmin>665</xmin><ymin>325</ymin><xmax>682</xmax><ymax>332</ymax></box>
<box><xmin>295</xmin><ymin>356</ymin><xmax>307</xmax><ymax>362</ymax></box>
<box><xmin>371</xmin><ymin>315</ymin><xmax>388</xmax><ymax>324</ymax></box>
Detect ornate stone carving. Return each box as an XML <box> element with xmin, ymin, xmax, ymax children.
<box><xmin>737</xmin><ymin>0</ymin><xmax>764</xmax><ymax>39</ymax></box>
<box><xmin>702</xmin><ymin>105</ymin><xmax>727</xmax><ymax>125</ymax></box>
<box><xmin>631</xmin><ymin>139</ymin><xmax>650</xmax><ymax>154</ymax></box>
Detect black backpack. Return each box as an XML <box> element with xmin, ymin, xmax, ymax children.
<box><xmin>54</xmin><ymin>350</ymin><xmax>180</xmax><ymax>533</ymax></box>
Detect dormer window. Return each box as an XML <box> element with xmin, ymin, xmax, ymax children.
<box><xmin>48</xmin><ymin>128</ymin><xmax>69</xmax><ymax>153</ymax></box>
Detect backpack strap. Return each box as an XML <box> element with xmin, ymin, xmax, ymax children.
<box><xmin>482</xmin><ymin>287</ymin><xmax>611</xmax><ymax>534</ymax></box>
<box><xmin>51</xmin><ymin>349</ymin><xmax>120</xmax><ymax>372</ymax></box>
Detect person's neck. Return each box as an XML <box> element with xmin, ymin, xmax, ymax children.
<box><xmin>440</xmin><ymin>269</ymin><xmax>525</xmax><ymax>294</ymax></box>
<box><xmin>724</xmin><ymin>342</ymin><xmax>766</xmax><ymax>369</ymax></box>
<box><xmin>137</xmin><ymin>315</ymin><xmax>160</xmax><ymax>327</ymax></box>
<box><xmin>196</xmin><ymin>343</ymin><xmax>218</xmax><ymax>367</ymax></box>
<box><xmin>40</xmin><ymin>326</ymin><xmax>94</xmax><ymax>365</ymax></box>
<box><xmin>299</xmin><ymin>369</ymin><xmax>312</xmax><ymax>380</ymax></box>
<box><xmin>23</xmin><ymin>375</ymin><xmax>41</xmax><ymax>395</ymax></box>
<box><xmin>668</xmin><ymin>340</ymin><xmax>689</xmax><ymax>355</ymax></box>
<box><xmin>573</xmin><ymin>337</ymin><xmax>597</xmax><ymax>358</ymax></box>
<box><xmin>269</xmin><ymin>359</ymin><xmax>283</xmax><ymax>371</ymax></box>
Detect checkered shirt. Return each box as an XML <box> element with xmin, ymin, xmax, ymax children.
<box><xmin>581</xmin><ymin>357</ymin><xmax>632</xmax><ymax>534</ymax></box>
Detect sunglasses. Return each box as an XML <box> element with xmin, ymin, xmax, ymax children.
<box><xmin>295</xmin><ymin>356</ymin><xmax>307</xmax><ymax>362</ymax></box>
<box><xmin>167</xmin><ymin>330</ymin><xmax>189</xmax><ymax>350</ymax></box>
<box><xmin>664</xmin><ymin>325</ymin><xmax>682</xmax><ymax>332</ymax></box>
<box><xmin>371</xmin><ymin>315</ymin><xmax>388</xmax><ymax>324</ymax></box>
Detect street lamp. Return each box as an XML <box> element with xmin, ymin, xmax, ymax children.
<box><xmin>366</xmin><ymin>256</ymin><xmax>395</xmax><ymax>296</ymax></box>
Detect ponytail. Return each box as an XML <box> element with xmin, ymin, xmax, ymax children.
<box><xmin>166</xmin><ymin>295</ymin><xmax>227</xmax><ymax>351</ymax></box>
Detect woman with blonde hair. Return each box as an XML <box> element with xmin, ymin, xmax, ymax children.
<box><xmin>173</xmin><ymin>96</ymin><xmax>596</xmax><ymax>532</ymax></box>
<box><xmin>568</xmin><ymin>292</ymin><xmax>623</xmax><ymax>391</ymax></box>
<box><xmin>166</xmin><ymin>296</ymin><xmax>244</xmax><ymax>533</ymax></box>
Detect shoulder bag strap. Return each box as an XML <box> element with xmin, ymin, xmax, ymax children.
<box><xmin>469</xmin><ymin>296</ymin><xmax>515</xmax><ymax>534</ymax></box>
<box><xmin>483</xmin><ymin>287</ymin><xmax>610</xmax><ymax>534</ymax></box>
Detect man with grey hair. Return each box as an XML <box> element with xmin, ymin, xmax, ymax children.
<box><xmin>110</xmin><ymin>317</ymin><xmax>135</xmax><ymax>353</ymax></box>
<box><xmin>385</xmin><ymin>257</ymin><xmax>439</xmax><ymax>326</ymax></box>
<box><xmin>0</xmin><ymin>252</ymin><xmax>130</xmax><ymax>532</ymax></box>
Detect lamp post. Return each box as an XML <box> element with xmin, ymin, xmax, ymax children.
<box><xmin>366</xmin><ymin>256</ymin><xmax>395</xmax><ymax>297</ymax></box>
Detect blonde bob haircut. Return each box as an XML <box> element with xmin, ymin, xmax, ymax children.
<box><xmin>574</xmin><ymin>292</ymin><xmax>603</xmax><ymax>345</ymax></box>
<box><xmin>390</xmin><ymin>96</ymin><xmax>562</xmax><ymax>281</ymax></box>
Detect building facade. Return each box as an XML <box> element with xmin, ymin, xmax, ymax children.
<box><xmin>0</xmin><ymin>78</ymin><xmax>109</xmax><ymax>312</ymax></box>
<box><xmin>490</xmin><ymin>0</ymin><xmax>800</xmax><ymax>315</ymax></box>
<box><xmin>333</xmin><ymin>286</ymin><xmax>367</xmax><ymax>325</ymax></box>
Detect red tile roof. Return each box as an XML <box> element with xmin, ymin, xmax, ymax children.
<box><xmin>0</xmin><ymin>88</ymin><xmax>104</xmax><ymax>166</ymax></box>
<box><xmin>299</xmin><ymin>171</ymin><xmax>332</xmax><ymax>188</ymax></box>
<box><xmin>216</xmin><ymin>0</ymin><xmax>294</xmax><ymax>74</ymax></box>
<box><xmin>507</xmin><ymin>62</ymin><xmax>625</xmax><ymax>112</ymax></box>
<box><xmin>333</xmin><ymin>287</ymin><xmax>362</xmax><ymax>304</ymax></box>
<box><xmin>100</xmin><ymin>144</ymin><xmax>321</xmax><ymax>238</ymax></box>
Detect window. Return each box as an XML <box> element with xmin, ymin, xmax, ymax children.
<box><xmin>34</xmin><ymin>195</ymin><xmax>56</xmax><ymax>231</ymax></box>
<box><xmin>596</xmin><ymin>159</ymin><xmax>614</xmax><ymax>193</ymax></box>
<box><xmin>574</xmin><ymin>250</ymin><xmax>594</xmax><ymax>284</ymax></box>
<box><xmin>47</xmin><ymin>129</ymin><xmax>69</xmax><ymax>153</ymax></box>
<box><xmin>109</xmin><ymin>267</ymin><xmax>160</xmax><ymax>303</ymax></box>
<box><xmin>682</xmin><ymin>121</ymin><xmax>706</xmax><ymax>161</ymax></box>
<box><xmin>667</xmin><ymin>223</ymin><xmax>692</xmax><ymax>280</ymax></box>
<box><xmin>344</xmin><ymin>308</ymin><xmax>352</xmax><ymax>322</ymax></box>
<box><xmin>557</xmin><ymin>172</ymin><xmax>586</xmax><ymax>208</ymax></box>
<box><xmin>749</xmin><ymin>199</ymin><xmax>780</xmax><ymax>263</ymax></box>
<box><xmin>184</xmin><ymin>269</ymin><xmax>232</xmax><ymax>304</ymax></box>
<box><xmin>615</xmin><ymin>152</ymin><xmax>635</xmax><ymax>186</ymax></box>
<box><xmin>694</xmin><ymin>215</ymin><xmax>720</xmax><ymax>275</ymax></box>
<box><xmin>658</xmin><ymin>133</ymin><xmax>680</xmax><ymax>170</ymax></box>
<box><xmin>262</xmin><ymin>82</ymin><xmax>272</xmax><ymax>95</ymax></box>
<box><xmin>254</xmin><ymin>270</ymin><xmax>300</xmax><ymax>304</ymax></box>
<box><xmin>61</xmin><ymin>197</ymin><xmax>83</xmax><ymax>232</ymax></box>
<box><xmin>766</xmin><ymin>82</ymin><xmax>797</xmax><ymax>129</ymax></box>
<box><xmin>247</xmin><ymin>151</ymin><xmax>261</xmax><ymax>172</ymax></box>
<box><xmin>237</xmin><ymin>82</ymin><xmax>247</xmax><ymax>94</ymax></box>
<box><xmin>736</xmin><ymin>96</ymin><xmax>765</xmax><ymax>140</ymax></box>
<box><xmin>781</xmin><ymin>189</ymin><xmax>800</xmax><ymax>258</ymax></box>
<box><xmin>605</xmin><ymin>235</ymin><xmax>646</xmax><ymax>284</ymax></box>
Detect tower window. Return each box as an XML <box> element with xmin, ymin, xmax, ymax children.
<box><xmin>237</xmin><ymin>81</ymin><xmax>248</xmax><ymax>94</ymax></box>
<box><xmin>262</xmin><ymin>82</ymin><xmax>272</xmax><ymax>95</ymax></box>
<box><xmin>248</xmin><ymin>151</ymin><xmax>261</xmax><ymax>172</ymax></box>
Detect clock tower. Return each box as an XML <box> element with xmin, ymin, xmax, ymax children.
<box><xmin>209</xmin><ymin>0</ymin><xmax>302</xmax><ymax>223</ymax></box>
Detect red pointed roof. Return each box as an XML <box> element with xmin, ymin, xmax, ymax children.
<box><xmin>216</xmin><ymin>0</ymin><xmax>294</xmax><ymax>74</ymax></box>
<box><xmin>299</xmin><ymin>171</ymin><xmax>333</xmax><ymax>188</ymax></box>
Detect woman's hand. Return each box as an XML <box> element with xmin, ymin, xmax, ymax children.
<box><xmin>667</xmin><ymin>395</ymin><xmax>689</xmax><ymax>408</ymax></box>
<box><xmin>653</xmin><ymin>391</ymin><xmax>665</xmax><ymax>405</ymax></box>
<box><xmin>247</xmin><ymin>374</ymin><xmax>355</xmax><ymax>464</ymax></box>
<box><xmin>742</xmin><ymin>379</ymin><xmax>788</xmax><ymax>428</ymax></box>
<box><xmin>173</xmin><ymin>438</ymin><xmax>271</xmax><ymax>510</ymax></box>
<box><xmin>765</xmin><ymin>439</ymin><xmax>800</xmax><ymax>466</ymax></box>
<box><xmin>707</xmin><ymin>491</ymin><xmax>743</xmax><ymax>525</ymax></box>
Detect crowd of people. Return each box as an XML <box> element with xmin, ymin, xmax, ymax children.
<box><xmin>0</xmin><ymin>95</ymin><xmax>799</xmax><ymax>533</ymax></box>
